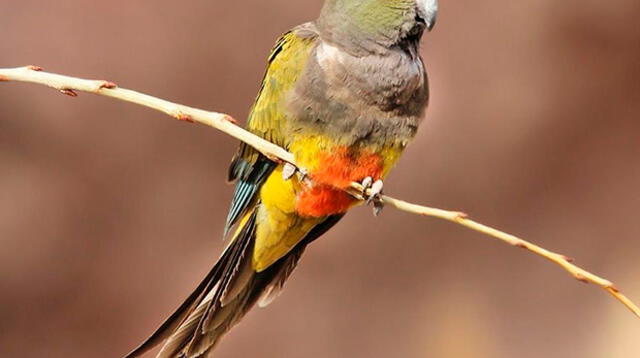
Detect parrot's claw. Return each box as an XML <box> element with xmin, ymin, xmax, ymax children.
<box><xmin>297</xmin><ymin>167</ymin><xmax>309</xmax><ymax>181</ymax></box>
<box><xmin>372</xmin><ymin>200</ymin><xmax>384</xmax><ymax>217</ymax></box>
<box><xmin>365</xmin><ymin>179</ymin><xmax>384</xmax><ymax>205</ymax></box>
<box><xmin>296</xmin><ymin>167</ymin><xmax>312</xmax><ymax>187</ymax></box>
<box><xmin>359</xmin><ymin>178</ymin><xmax>384</xmax><ymax>216</ymax></box>
<box><xmin>360</xmin><ymin>176</ymin><xmax>373</xmax><ymax>194</ymax></box>
<box><xmin>282</xmin><ymin>162</ymin><xmax>297</xmax><ymax>180</ymax></box>
<box><xmin>282</xmin><ymin>162</ymin><xmax>312</xmax><ymax>186</ymax></box>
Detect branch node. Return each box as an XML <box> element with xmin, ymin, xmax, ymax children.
<box><xmin>27</xmin><ymin>65</ymin><xmax>44</xmax><ymax>71</ymax></box>
<box><xmin>99</xmin><ymin>81</ymin><xmax>117</xmax><ymax>89</ymax></box>
<box><xmin>265</xmin><ymin>153</ymin><xmax>285</xmax><ymax>164</ymax></box>
<box><xmin>561</xmin><ymin>255</ymin><xmax>575</xmax><ymax>263</ymax></box>
<box><xmin>222</xmin><ymin>115</ymin><xmax>237</xmax><ymax>124</ymax></box>
<box><xmin>59</xmin><ymin>89</ymin><xmax>78</xmax><ymax>97</ymax></box>
<box><xmin>176</xmin><ymin>113</ymin><xmax>195</xmax><ymax>123</ymax></box>
<box><xmin>513</xmin><ymin>241</ymin><xmax>527</xmax><ymax>249</ymax></box>
<box><xmin>455</xmin><ymin>212</ymin><xmax>469</xmax><ymax>220</ymax></box>
<box><xmin>575</xmin><ymin>273</ymin><xmax>589</xmax><ymax>284</ymax></box>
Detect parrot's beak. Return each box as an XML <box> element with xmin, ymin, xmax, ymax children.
<box><xmin>417</xmin><ymin>0</ymin><xmax>438</xmax><ymax>31</ymax></box>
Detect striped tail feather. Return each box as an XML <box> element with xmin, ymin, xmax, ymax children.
<box><xmin>124</xmin><ymin>210</ymin><xmax>344</xmax><ymax>358</ymax></box>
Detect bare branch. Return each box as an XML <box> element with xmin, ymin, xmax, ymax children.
<box><xmin>1</xmin><ymin>65</ymin><xmax>638</xmax><ymax>319</ymax></box>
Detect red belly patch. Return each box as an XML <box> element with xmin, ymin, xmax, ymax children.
<box><xmin>296</xmin><ymin>186</ymin><xmax>354</xmax><ymax>217</ymax></box>
<box><xmin>295</xmin><ymin>147</ymin><xmax>383</xmax><ymax>218</ymax></box>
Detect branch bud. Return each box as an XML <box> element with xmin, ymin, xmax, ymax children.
<box><xmin>222</xmin><ymin>115</ymin><xmax>237</xmax><ymax>124</ymax></box>
<box><xmin>575</xmin><ymin>273</ymin><xmax>589</xmax><ymax>284</ymax></box>
<box><xmin>60</xmin><ymin>89</ymin><xmax>78</xmax><ymax>97</ymax></box>
<box><xmin>177</xmin><ymin>113</ymin><xmax>195</xmax><ymax>123</ymax></box>
<box><xmin>99</xmin><ymin>81</ymin><xmax>117</xmax><ymax>89</ymax></box>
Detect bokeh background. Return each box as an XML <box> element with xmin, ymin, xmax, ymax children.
<box><xmin>1</xmin><ymin>1</ymin><xmax>639</xmax><ymax>357</ymax></box>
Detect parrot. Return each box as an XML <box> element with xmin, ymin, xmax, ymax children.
<box><xmin>126</xmin><ymin>0</ymin><xmax>438</xmax><ymax>357</ymax></box>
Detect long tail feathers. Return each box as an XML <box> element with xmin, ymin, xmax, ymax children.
<box><xmin>124</xmin><ymin>211</ymin><xmax>344</xmax><ymax>358</ymax></box>
<box><xmin>124</xmin><ymin>244</ymin><xmax>232</xmax><ymax>358</ymax></box>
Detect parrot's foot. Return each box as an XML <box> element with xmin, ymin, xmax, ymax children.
<box><xmin>282</xmin><ymin>162</ymin><xmax>311</xmax><ymax>185</ymax></box>
<box><xmin>282</xmin><ymin>162</ymin><xmax>297</xmax><ymax>180</ymax></box>
<box><xmin>359</xmin><ymin>177</ymin><xmax>385</xmax><ymax>216</ymax></box>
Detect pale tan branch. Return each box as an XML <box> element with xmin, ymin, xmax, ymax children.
<box><xmin>0</xmin><ymin>66</ymin><xmax>294</xmax><ymax>164</ymax></box>
<box><xmin>1</xmin><ymin>65</ymin><xmax>638</xmax><ymax>319</ymax></box>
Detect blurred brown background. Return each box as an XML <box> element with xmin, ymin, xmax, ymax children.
<box><xmin>1</xmin><ymin>1</ymin><xmax>639</xmax><ymax>357</ymax></box>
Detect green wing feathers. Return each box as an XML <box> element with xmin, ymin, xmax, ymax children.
<box><xmin>225</xmin><ymin>27</ymin><xmax>318</xmax><ymax>234</ymax></box>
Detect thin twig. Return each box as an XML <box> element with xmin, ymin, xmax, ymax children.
<box><xmin>1</xmin><ymin>65</ymin><xmax>638</xmax><ymax>318</ymax></box>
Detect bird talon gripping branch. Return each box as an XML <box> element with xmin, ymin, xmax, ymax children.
<box><xmin>357</xmin><ymin>177</ymin><xmax>385</xmax><ymax>215</ymax></box>
<box><xmin>282</xmin><ymin>162</ymin><xmax>297</xmax><ymax>180</ymax></box>
<box><xmin>281</xmin><ymin>162</ymin><xmax>312</xmax><ymax>187</ymax></box>
<box><xmin>296</xmin><ymin>167</ymin><xmax>312</xmax><ymax>186</ymax></box>
<box><xmin>360</xmin><ymin>176</ymin><xmax>373</xmax><ymax>196</ymax></box>
<box><xmin>365</xmin><ymin>179</ymin><xmax>384</xmax><ymax>204</ymax></box>
<box><xmin>372</xmin><ymin>199</ymin><xmax>385</xmax><ymax>216</ymax></box>
<box><xmin>367</xmin><ymin>180</ymin><xmax>385</xmax><ymax>216</ymax></box>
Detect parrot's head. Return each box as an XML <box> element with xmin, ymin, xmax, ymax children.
<box><xmin>317</xmin><ymin>0</ymin><xmax>438</xmax><ymax>54</ymax></box>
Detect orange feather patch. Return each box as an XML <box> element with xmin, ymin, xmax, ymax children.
<box><xmin>295</xmin><ymin>147</ymin><xmax>383</xmax><ymax>217</ymax></box>
<box><xmin>295</xmin><ymin>186</ymin><xmax>353</xmax><ymax>218</ymax></box>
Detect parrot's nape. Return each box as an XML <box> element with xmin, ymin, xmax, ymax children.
<box><xmin>126</xmin><ymin>0</ymin><xmax>438</xmax><ymax>357</ymax></box>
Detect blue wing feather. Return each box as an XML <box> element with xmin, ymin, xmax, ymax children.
<box><xmin>224</xmin><ymin>159</ymin><xmax>274</xmax><ymax>236</ymax></box>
